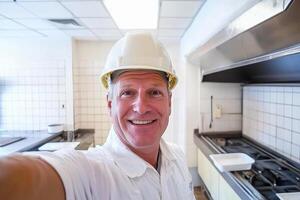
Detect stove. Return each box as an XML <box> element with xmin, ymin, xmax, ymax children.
<box><xmin>207</xmin><ymin>137</ymin><xmax>300</xmax><ymax>200</ymax></box>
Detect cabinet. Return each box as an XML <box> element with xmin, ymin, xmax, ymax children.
<box><xmin>197</xmin><ymin>149</ymin><xmax>241</xmax><ymax>200</ymax></box>
<box><xmin>219</xmin><ymin>176</ymin><xmax>240</xmax><ymax>200</ymax></box>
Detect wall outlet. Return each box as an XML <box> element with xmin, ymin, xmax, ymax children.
<box><xmin>214</xmin><ymin>104</ymin><xmax>222</xmax><ymax>118</ymax></box>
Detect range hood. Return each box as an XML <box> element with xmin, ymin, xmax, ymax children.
<box><xmin>189</xmin><ymin>0</ymin><xmax>300</xmax><ymax>83</ymax></box>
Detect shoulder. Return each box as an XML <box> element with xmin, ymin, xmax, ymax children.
<box><xmin>36</xmin><ymin>148</ymin><xmax>115</xmax><ymax>200</ymax></box>
<box><xmin>36</xmin><ymin>148</ymin><xmax>115</xmax><ymax>183</ymax></box>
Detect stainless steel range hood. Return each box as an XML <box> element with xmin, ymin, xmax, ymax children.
<box><xmin>189</xmin><ymin>0</ymin><xmax>300</xmax><ymax>83</ymax></box>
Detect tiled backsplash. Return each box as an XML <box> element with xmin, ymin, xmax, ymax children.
<box><xmin>200</xmin><ymin>83</ymin><xmax>242</xmax><ymax>132</ymax></box>
<box><xmin>0</xmin><ymin>61</ymin><xmax>66</xmax><ymax>130</ymax></box>
<box><xmin>243</xmin><ymin>85</ymin><xmax>300</xmax><ymax>163</ymax></box>
<box><xmin>73</xmin><ymin>59</ymin><xmax>111</xmax><ymax>145</ymax></box>
<box><xmin>73</xmin><ymin>41</ymin><xmax>113</xmax><ymax>145</ymax></box>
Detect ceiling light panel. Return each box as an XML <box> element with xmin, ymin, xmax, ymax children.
<box><xmin>18</xmin><ymin>2</ymin><xmax>73</xmax><ymax>18</ymax></box>
<box><xmin>159</xmin><ymin>18</ymin><xmax>192</xmax><ymax>29</ymax></box>
<box><xmin>0</xmin><ymin>2</ymin><xmax>36</xmax><ymax>18</ymax></box>
<box><xmin>103</xmin><ymin>0</ymin><xmax>159</xmax><ymax>29</ymax></box>
<box><xmin>79</xmin><ymin>18</ymin><xmax>117</xmax><ymax>29</ymax></box>
<box><xmin>120</xmin><ymin>29</ymin><xmax>158</xmax><ymax>38</ymax></box>
<box><xmin>160</xmin><ymin>1</ymin><xmax>203</xmax><ymax>17</ymax></box>
<box><xmin>0</xmin><ymin>19</ymin><xmax>27</xmax><ymax>30</ymax></box>
<box><xmin>62</xmin><ymin>1</ymin><xmax>110</xmax><ymax>17</ymax></box>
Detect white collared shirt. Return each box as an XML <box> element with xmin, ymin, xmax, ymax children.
<box><xmin>39</xmin><ymin>128</ymin><xmax>195</xmax><ymax>200</ymax></box>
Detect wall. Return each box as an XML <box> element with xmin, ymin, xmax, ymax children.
<box><xmin>161</xmin><ymin>42</ymin><xmax>182</xmax><ymax>144</ymax></box>
<box><xmin>72</xmin><ymin>40</ymin><xmax>113</xmax><ymax>144</ymax></box>
<box><xmin>200</xmin><ymin>83</ymin><xmax>242</xmax><ymax>132</ymax></box>
<box><xmin>0</xmin><ymin>38</ymin><xmax>73</xmax><ymax>131</ymax></box>
<box><xmin>243</xmin><ymin>85</ymin><xmax>300</xmax><ymax>163</ymax></box>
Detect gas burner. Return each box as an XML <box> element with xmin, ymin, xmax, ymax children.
<box><xmin>209</xmin><ymin>136</ymin><xmax>300</xmax><ymax>200</ymax></box>
<box><xmin>223</xmin><ymin>146</ymin><xmax>271</xmax><ymax>160</ymax></box>
<box><xmin>226</xmin><ymin>139</ymin><xmax>247</xmax><ymax>146</ymax></box>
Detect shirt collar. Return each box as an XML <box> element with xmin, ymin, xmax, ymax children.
<box><xmin>103</xmin><ymin>127</ymin><xmax>177</xmax><ymax>178</ymax></box>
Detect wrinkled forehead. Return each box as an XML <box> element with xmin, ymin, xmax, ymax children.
<box><xmin>111</xmin><ymin>69</ymin><xmax>168</xmax><ymax>84</ymax></box>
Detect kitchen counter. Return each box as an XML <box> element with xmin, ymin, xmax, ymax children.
<box><xmin>0</xmin><ymin>130</ymin><xmax>63</xmax><ymax>156</ymax></box>
<box><xmin>74</xmin><ymin>132</ymin><xmax>95</xmax><ymax>150</ymax></box>
<box><xmin>194</xmin><ymin>131</ymin><xmax>253</xmax><ymax>200</ymax></box>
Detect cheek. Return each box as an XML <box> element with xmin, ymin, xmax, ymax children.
<box><xmin>157</xmin><ymin>101</ymin><xmax>171</xmax><ymax>118</ymax></box>
<box><xmin>112</xmin><ymin>101</ymin><xmax>130</xmax><ymax>121</ymax></box>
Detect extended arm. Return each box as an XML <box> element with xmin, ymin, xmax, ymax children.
<box><xmin>0</xmin><ymin>154</ymin><xmax>65</xmax><ymax>200</ymax></box>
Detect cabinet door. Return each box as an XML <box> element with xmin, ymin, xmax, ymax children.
<box><xmin>207</xmin><ymin>162</ymin><xmax>219</xmax><ymax>200</ymax></box>
<box><xmin>198</xmin><ymin>149</ymin><xmax>241</xmax><ymax>200</ymax></box>
<box><xmin>198</xmin><ymin>150</ymin><xmax>219</xmax><ymax>199</ymax></box>
<box><xmin>197</xmin><ymin>150</ymin><xmax>209</xmax><ymax>186</ymax></box>
<box><xmin>219</xmin><ymin>176</ymin><xmax>241</xmax><ymax>200</ymax></box>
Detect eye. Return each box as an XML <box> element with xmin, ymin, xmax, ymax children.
<box><xmin>149</xmin><ymin>89</ymin><xmax>163</xmax><ymax>97</ymax></box>
<box><xmin>120</xmin><ymin>89</ymin><xmax>135</xmax><ymax>98</ymax></box>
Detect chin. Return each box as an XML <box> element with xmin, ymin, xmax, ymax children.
<box><xmin>128</xmin><ymin>137</ymin><xmax>159</xmax><ymax>149</ymax></box>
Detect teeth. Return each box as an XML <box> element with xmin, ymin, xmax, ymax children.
<box><xmin>131</xmin><ymin>120</ymin><xmax>154</xmax><ymax>125</ymax></box>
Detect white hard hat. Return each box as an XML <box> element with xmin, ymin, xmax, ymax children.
<box><xmin>100</xmin><ymin>32</ymin><xmax>178</xmax><ymax>90</ymax></box>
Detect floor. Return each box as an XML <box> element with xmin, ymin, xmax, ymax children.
<box><xmin>194</xmin><ymin>186</ymin><xmax>208</xmax><ymax>200</ymax></box>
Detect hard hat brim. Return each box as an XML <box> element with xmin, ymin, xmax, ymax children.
<box><xmin>100</xmin><ymin>65</ymin><xmax>177</xmax><ymax>90</ymax></box>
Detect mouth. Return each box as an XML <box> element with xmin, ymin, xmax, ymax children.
<box><xmin>128</xmin><ymin>119</ymin><xmax>157</xmax><ymax>125</ymax></box>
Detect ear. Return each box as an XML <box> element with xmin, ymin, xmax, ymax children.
<box><xmin>168</xmin><ymin>92</ymin><xmax>172</xmax><ymax>116</ymax></box>
<box><xmin>107</xmin><ymin>94</ymin><xmax>112</xmax><ymax>116</ymax></box>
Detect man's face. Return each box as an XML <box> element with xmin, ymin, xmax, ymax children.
<box><xmin>107</xmin><ymin>70</ymin><xmax>171</xmax><ymax>150</ymax></box>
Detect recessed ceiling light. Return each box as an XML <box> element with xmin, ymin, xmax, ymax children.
<box><xmin>103</xmin><ymin>0</ymin><xmax>159</xmax><ymax>29</ymax></box>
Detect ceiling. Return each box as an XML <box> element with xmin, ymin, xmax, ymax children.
<box><xmin>0</xmin><ymin>0</ymin><xmax>205</xmax><ymax>41</ymax></box>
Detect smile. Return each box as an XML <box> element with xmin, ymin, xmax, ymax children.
<box><xmin>129</xmin><ymin>120</ymin><xmax>156</xmax><ymax>125</ymax></box>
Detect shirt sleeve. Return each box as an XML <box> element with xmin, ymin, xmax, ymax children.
<box><xmin>36</xmin><ymin>150</ymin><xmax>96</xmax><ymax>200</ymax></box>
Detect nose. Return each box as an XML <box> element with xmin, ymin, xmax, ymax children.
<box><xmin>133</xmin><ymin>93</ymin><xmax>150</xmax><ymax>114</ymax></box>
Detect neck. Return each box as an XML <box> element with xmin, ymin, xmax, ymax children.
<box><xmin>129</xmin><ymin>144</ymin><xmax>160</xmax><ymax>168</ymax></box>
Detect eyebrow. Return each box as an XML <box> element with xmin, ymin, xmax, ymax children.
<box><xmin>119</xmin><ymin>82</ymin><xmax>166</xmax><ymax>88</ymax></box>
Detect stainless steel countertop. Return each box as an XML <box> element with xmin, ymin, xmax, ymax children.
<box><xmin>194</xmin><ymin>131</ymin><xmax>254</xmax><ymax>200</ymax></box>
<box><xmin>0</xmin><ymin>130</ymin><xmax>63</xmax><ymax>156</ymax></box>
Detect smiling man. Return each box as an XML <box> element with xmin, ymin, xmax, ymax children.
<box><xmin>0</xmin><ymin>32</ymin><xmax>195</xmax><ymax>200</ymax></box>
<box><xmin>108</xmin><ymin>70</ymin><xmax>172</xmax><ymax>168</ymax></box>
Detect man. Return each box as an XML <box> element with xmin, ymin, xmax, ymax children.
<box><xmin>0</xmin><ymin>32</ymin><xmax>195</xmax><ymax>200</ymax></box>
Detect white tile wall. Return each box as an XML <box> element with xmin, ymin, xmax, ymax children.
<box><xmin>0</xmin><ymin>38</ymin><xmax>71</xmax><ymax>131</ymax></box>
<box><xmin>243</xmin><ymin>85</ymin><xmax>300</xmax><ymax>163</ymax></box>
<box><xmin>0</xmin><ymin>62</ymin><xmax>66</xmax><ymax>131</ymax></box>
<box><xmin>73</xmin><ymin>41</ymin><xmax>113</xmax><ymax>145</ymax></box>
<box><xmin>200</xmin><ymin>83</ymin><xmax>242</xmax><ymax>132</ymax></box>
